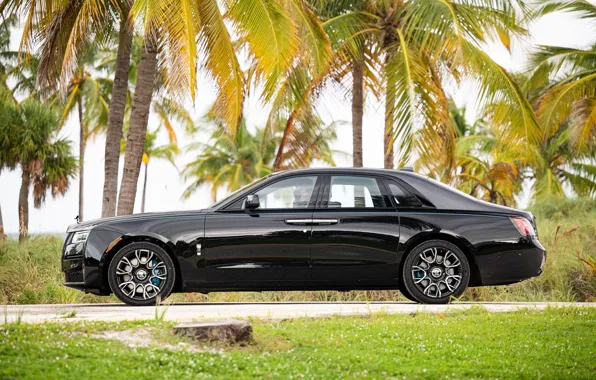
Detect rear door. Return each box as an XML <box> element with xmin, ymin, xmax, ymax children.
<box><xmin>310</xmin><ymin>174</ymin><xmax>401</xmax><ymax>282</ymax></box>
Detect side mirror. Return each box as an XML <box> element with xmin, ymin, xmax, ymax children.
<box><xmin>242</xmin><ymin>194</ymin><xmax>260</xmax><ymax>210</ymax></box>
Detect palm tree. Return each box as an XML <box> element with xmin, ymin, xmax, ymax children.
<box><xmin>58</xmin><ymin>50</ymin><xmax>112</xmax><ymax>221</ymax></box>
<box><xmin>529</xmin><ymin>0</ymin><xmax>596</xmax><ymax>153</ymax></box>
<box><xmin>414</xmin><ymin>99</ymin><xmax>522</xmax><ymax>206</ymax></box>
<box><xmin>0</xmin><ymin>94</ymin><xmax>77</xmax><ymax>240</ymax></box>
<box><xmin>183</xmin><ymin>120</ymin><xmax>274</xmax><ymax>201</ymax></box>
<box><xmin>518</xmin><ymin>1</ymin><xmax>596</xmax><ymax>199</ymax></box>
<box><xmin>115</xmin><ymin>0</ymin><xmax>331</xmax><ymax>215</ymax></box>
<box><xmin>416</xmin><ymin>100</ymin><xmax>485</xmax><ymax>182</ymax></box>
<box><xmin>0</xmin><ymin>15</ymin><xmax>16</xmax><ymax>237</ymax></box>
<box><xmin>139</xmin><ymin>131</ymin><xmax>179</xmax><ymax>213</ymax></box>
<box><xmin>120</xmin><ymin>123</ymin><xmax>180</xmax><ymax>213</ymax></box>
<box><xmin>0</xmin><ymin>0</ymin><xmax>136</xmax><ymax>218</ymax></box>
<box><xmin>183</xmin><ymin>112</ymin><xmax>338</xmax><ymax>200</ymax></box>
<box><xmin>322</xmin><ymin>0</ymin><xmax>537</xmax><ymax>169</ymax></box>
<box><xmin>312</xmin><ymin>0</ymin><xmax>378</xmax><ymax>168</ymax></box>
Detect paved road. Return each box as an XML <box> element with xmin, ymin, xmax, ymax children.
<box><xmin>3</xmin><ymin>302</ymin><xmax>595</xmax><ymax>324</ymax></box>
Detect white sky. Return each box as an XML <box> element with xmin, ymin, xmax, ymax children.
<box><xmin>0</xmin><ymin>9</ymin><xmax>594</xmax><ymax>234</ymax></box>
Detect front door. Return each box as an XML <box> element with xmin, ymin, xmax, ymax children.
<box><xmin>311</xmin><ymin>175</ymin><xmax>400</xmax><ymax>282</ymax></box>
<box><xmin>204</xmin><ymin>175</ymin><xmax>321</xmax><ymax>283</ymax></box>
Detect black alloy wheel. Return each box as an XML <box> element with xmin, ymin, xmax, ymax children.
<box><xmin>108</xmin><ymin>242</ymin><xmax>176</xmax><ymax>306</ymax></box>
<box><xmin>402</xmin><ymin>240</ymin><xmax>470</xmax><ymax>304</ymax></box>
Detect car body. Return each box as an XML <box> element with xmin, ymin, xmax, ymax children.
<box><xmin>62</xmin><ymin>168</ymin><xmax>546</xmax><ymax>305</ymax></box>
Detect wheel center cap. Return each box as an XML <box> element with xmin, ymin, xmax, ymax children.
<box><xmin>431</xmin><ymin>267</ymin><xmax>443</xmax><ymax>278</ymax></box>
<box><xmin>136</xmin><ymin>269</ymin><xmax>148</xmax><ymax>281</ymax></box>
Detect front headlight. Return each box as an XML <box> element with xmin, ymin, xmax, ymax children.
<box><xmin>72</xmin><ymin>230</ymin><xmax>90</xmax><ymax>243</ymax></box>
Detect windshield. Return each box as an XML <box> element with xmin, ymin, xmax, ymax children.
<box><xmin>209</xmin><ymin>174</ymin><xmax>272</xmax><ymax>208</ymax></box>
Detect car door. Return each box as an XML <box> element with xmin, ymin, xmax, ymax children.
<box><xmin>204</xmin><ymin>175</ymin><xmax>322</xmax><ymax>283</ymax></box>
<box><xmin>310</xmin><ymin>174</ymin><xmax>400</xmax><ymax>282</ymax></box>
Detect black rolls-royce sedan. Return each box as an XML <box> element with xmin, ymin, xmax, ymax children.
<box><xmin>62</xmin><ymin>168</ymin><xmax>546</xmax><ymax>306</ymax></box>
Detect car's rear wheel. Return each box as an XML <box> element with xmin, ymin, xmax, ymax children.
<box><xmin>402</xmin><ymin>240</ymin><xmax>470</xmax><ymax>304</ymax></box>
<box><xmin>108</xmin><ymin>242</ymin><xmax>176</xmax><ymax>306</ymax></box>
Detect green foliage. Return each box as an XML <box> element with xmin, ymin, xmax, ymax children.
<box><xmin>0</xmin><ymin>309</ymin><xmax>595</xmax><ymax>378</ymax></box>
<box><xmin>183</xmin><ymin>113</ymin><xmax>338</xmax><ymax>200</ymax></box>
<box><xmin>321</xmin><ymin>0</ymin><xmax>535</xmax><ymax>167</ymax></box>
<box><xmin>0</xmin><ymin>95</ymin><xmax>77</xmax><ymax>207</ymax></box>
<box><xmin>0</xmin><ymin>237</ymin><xmax>109</xmax><ymax>304</ymax></box>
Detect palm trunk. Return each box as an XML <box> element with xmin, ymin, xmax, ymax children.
<box><xmin>273</xmin><ymin>111</ymin><xmax>297</xmax><ymax>171</ymax></box>
<box><xmin>101</xmin><ymin>9</ymin><xmax>133</xmax><ymax>218</ymax></box>
<box><xmin>0</xmin><ymin>201</ymin><xmax>4</xmax><ymax>238</ymax></box>
<box><xmin>141</xmin><ymin>162</ymin><xmax>148</xmax><ymax>213</ymax></box>
<box><xmin>18</xmin><ymin>170</ymin><xmax>30</xmax><ymax>241</ymax></box>
<box><xmin>78</xmin><ymin>97</ymin><xmax>85</xmax><ymax>222</ymax></box>
<box><xmin>117</xmin><ymin>32</ymin><xmax>158</xmax><ymax>215</ymax></box>
<box><xmin>384</xmin><ymin>52</ymin><xmax>396</xmax><ymax>169</ymax></box>
<box><xmin>352</xmin><ymin>58</ymin><xmax>364</xmax><ymax>168</ymax></box>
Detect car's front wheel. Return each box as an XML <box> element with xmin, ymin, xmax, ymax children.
<box><xmin>402</xmin><ymin>240</ymin><xmax>470</xmax><ymax>304</ymax></box>
<box><xmin>108</xmin><ymin>242</ymin><xmax>176</xmax><ymax>306</ymax></box>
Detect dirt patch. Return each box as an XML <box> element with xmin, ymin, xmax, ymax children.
<box><xmin>90</xmin><ymin>328</ymin><xmax>220</xmax><ymax>353</ymax></box>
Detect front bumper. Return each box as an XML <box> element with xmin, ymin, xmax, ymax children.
<box><xmin>61</xmin><ymin>234</ymin><xmax>109</xmax><ymax>295</ymax></box>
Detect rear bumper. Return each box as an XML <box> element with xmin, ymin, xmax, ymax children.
<box><xmin>475</xmin><ymin>237</ymin><xmax>546</xmax><ymax>286</ymax></box>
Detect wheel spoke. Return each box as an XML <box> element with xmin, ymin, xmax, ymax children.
<box><xmin>444</xmin><ymin>251</ymin><xmax>460</xmax><ymax>268</ymax></box>
<box><xmin>118</xmin><ymin>281</ymin><xmax>136</xmax><ymax>297</ymax></box>
<box><xmin>419</xmin><ymin>248</ymin><xmax>437</xmax><ymax>264</ymax></box>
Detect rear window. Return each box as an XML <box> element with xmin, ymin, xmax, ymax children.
<box><xmin>386</xmin><ymin>181</ymin><xmax>422</xmax><ymax>208</ymax></box>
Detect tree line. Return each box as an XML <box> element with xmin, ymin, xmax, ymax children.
<box><xmin>0</xmin><ymin>0</ymin><xmax>595</xmax><ymax>240</ymax></box>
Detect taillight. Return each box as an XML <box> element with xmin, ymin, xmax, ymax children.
<box><xmin>510</xmin><ymin>217</ymin><xmax>536</xmax><ymax>237</ymax></box>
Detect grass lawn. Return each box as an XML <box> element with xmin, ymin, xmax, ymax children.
<box><xmin>1</xmin><ymin>307</ymin><xmax>595</xmax><ymax>379</ymax></box>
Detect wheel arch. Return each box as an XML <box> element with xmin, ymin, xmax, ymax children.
<box><xmin>100</xmin><ymin>233</ymin><xmax>183</xmax><ymax>294</ymax></box>
<box><xmin>399</xmin><ymin>231</ymin><xmax>482</xmax><ymax>286</ymax></box>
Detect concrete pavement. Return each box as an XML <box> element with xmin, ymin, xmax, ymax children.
<box><xmin>3</xmin><ymin>302</ymin><xmax>595</xmax><ymax>324</ymax></box>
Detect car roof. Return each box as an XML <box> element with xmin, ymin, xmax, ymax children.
<box><xmin>272</xmin><ymin>167</ymin><xmax>408</xmax><ymax>177</ymax></box>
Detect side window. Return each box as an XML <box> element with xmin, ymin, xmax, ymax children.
<box><xmin>387</xmin><ymin>181</ymin><xmax>422</xmax><ymax>207</ymax></box>
<box><xmin>328</xmin><ymin>176</ymin><xmax>387</xmax><ymax>208</ymax></box>
<box><xmin>255</xmin><ymin>176</ymin><xmax>318</xmax><ymax>209</ymax></box>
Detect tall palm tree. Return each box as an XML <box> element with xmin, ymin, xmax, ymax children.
<box><xmin>0</xmin><ymin>0</ymin><xmax>136</xmax><ymax>218</ymax></box>
<box><xmin>115</xmin><ymin>0</ymin><xmax>331</xmax><ymax>215</ymax></box>
<box><xmin>312</xmin><ymin>0</ymin><xmax>378</xmax><ymax>168</ymax></box>
<box><xmin>322</xmin><ymin>0</ymin><xmax>536</xmax><ymax>169</ymax></box>
<box><xmin>0</xmin><ymin>94</ymin><xmax>77</xmax><ymax>240</ymax></box>
<box><xmin>58</xmin><ymin>50</ymin><xmax>112</xmax><ymax>221</ymax></box>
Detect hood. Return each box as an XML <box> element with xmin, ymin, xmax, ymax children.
<box><xmin>66</xmin><ymin>210</ymin><xmax>204</xmax><ymax>233</ymax></box>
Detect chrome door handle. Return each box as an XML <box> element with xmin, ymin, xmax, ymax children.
<box><xmin>311</xmin><ymin>219</ymin><xmax>338</xmax><ymax>225</ymax></box>
<box><xmin>285</xmin><ymin>219</ymin><xmax>313</xmax><ymax>225</ymax></box>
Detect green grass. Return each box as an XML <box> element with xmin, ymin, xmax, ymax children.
<box><xmin>0</xmin><ymin>308</ymin><xmax>595</xmax><ymax>379</ymax></box>
<box><xmin>1</xmin><ymin>198</ymin><xmax>595</xmax><ymax>304</ymax></box>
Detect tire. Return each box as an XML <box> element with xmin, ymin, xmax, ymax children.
<box><xmin>398</xmin><ymin>279</ymin><xmax>418</xmax><ymax>303</ymax></box>
<box><xmin>402</xmin><ymin>240</ymin><xmax>470</xmax><ymax>304</ymax></box>
<box><xmin>108</xmin><ymin>242</ymin><xmax>176</xmax><ymax>306</ymax></box>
